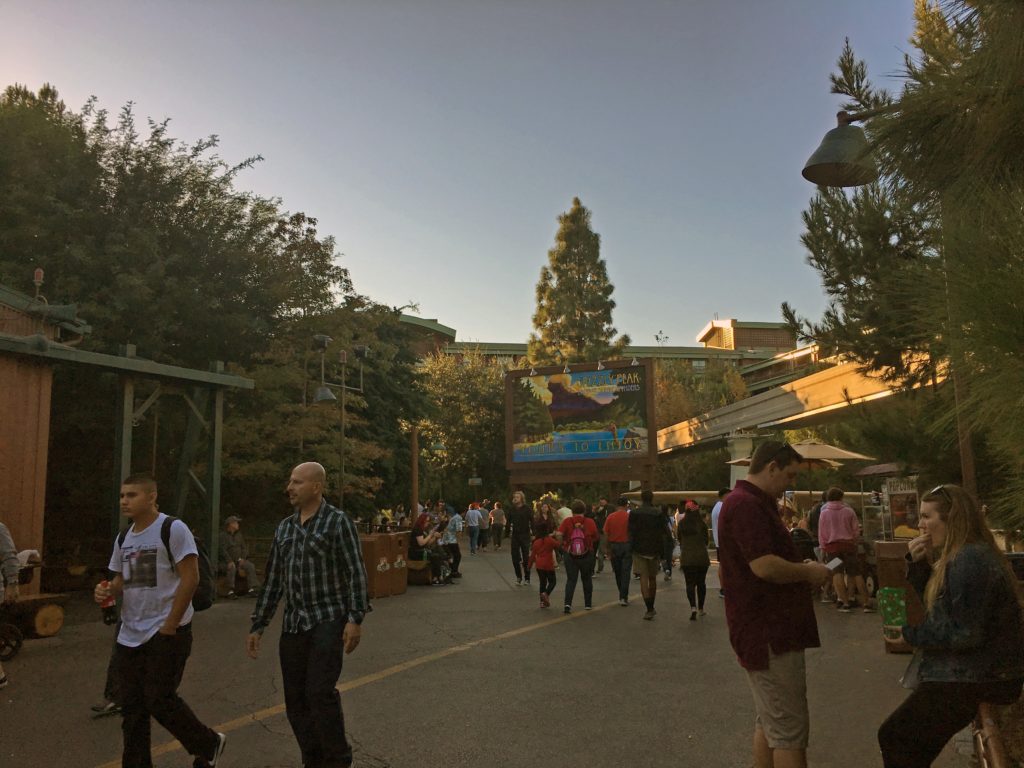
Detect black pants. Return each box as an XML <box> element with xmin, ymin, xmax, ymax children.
<box><xmin>878</xmin><ymin>678</ymin><xmax>1023</xmax><ymax>768</ymax></box>
<box><xmin>116</xmin><ymin>625</ymin><xmax>219</xmax><ymax>767</ymax></box>
<box><xmin>280</xmin><ymin>619</ymin><xmax>353</xmax><ymax>768</ymax></box>
<box><xmin>537</xmin><ymin>569</ymin><xmax>556</xmax><ymax>597</ymax></box>
<box><xmin>662</xmin><ymin>538</ymin><xmax>675</xmax><ymax>574</ymax></box>
<box><xmin>444</xmin><ymin>542</ymin><xmax>462</xmax><ymax>574</ymax></box>
<box><xmin>609</xmin><ymin>542</ymin><xmax>632</xmax><ymax>600</ymax></box>
<box><xmin>103</xmin><ymin>621</ymin><xmax>122</xmax><ymax>705</ymax></box>
<box><xmin>681</xmin><ymin>565</ymin><xmax>709</xmax><ymax>610</ymax></box>
<box><xmin>563</xmin><ymin>550</ymin><xmax>595</xmax><ymax>608</ymax></box>
<box><xmin>511</xmin><ymin>537</ymin><xmax>531</xmax><ymax>581</ymax></box>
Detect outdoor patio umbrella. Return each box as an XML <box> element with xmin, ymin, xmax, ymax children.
<box><xmin>726</xmin><ymin>456</ymin><xmax>843</xmax><ymax>470</ymax></box>
<box><xmin>789</xmin><ymin>439</ymin><xmax>875</xmax><ymax>462</ymax></box>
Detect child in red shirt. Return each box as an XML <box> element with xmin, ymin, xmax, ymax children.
<box><xmin>528</xmin><ymin>532</ymin><xmax>560</xmax><ymax>608</ymax></box>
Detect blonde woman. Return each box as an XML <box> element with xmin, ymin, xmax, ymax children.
<box><xmin>878</xmin><ymin>484</ymin><xmax>1024</xmax><ymax>768</ymax></box>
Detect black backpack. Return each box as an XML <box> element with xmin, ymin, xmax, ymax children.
<box><xmin>117</xmin><ymin>516</ymin><xmax>216</xmax><ymax>611</ymax></box>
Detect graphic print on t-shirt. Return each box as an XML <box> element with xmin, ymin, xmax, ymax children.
<box><xmin>123</xmin><ymin>547</ymin><xmax>159</xmax><ymax>589</ymax></box>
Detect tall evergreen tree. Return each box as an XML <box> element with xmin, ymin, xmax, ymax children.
<box><xmin>527</xmin><ymin>197</ymin><xmax>629</xmax><ymax>365</ymax></box>
<box><xmin>788</xmin><ymin>1</ymin><xmax>1024</xmax><ymax>526</ymax></box>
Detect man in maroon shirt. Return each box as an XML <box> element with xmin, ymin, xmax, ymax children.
<box><xmin>719</xmin><ymin>441</ymin><xmax>831</xmax><ymax>768</ymax></box>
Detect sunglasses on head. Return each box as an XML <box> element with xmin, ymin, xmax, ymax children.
<box><xmin>768</xmin><ymin>443</ymin><xmax>801</xmax><ymax>465</ymax></box>
<box><xmin>928</xmin><ymin>484</ymin><xmax>952</xmax><ymax>503</ymax></box>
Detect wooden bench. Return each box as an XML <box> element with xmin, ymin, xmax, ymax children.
<box><xmin>407</xmin><ymin>559</ymin><xmax>432</xmax><ymax>586</ymax></box>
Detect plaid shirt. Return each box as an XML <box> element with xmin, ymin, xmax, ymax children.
<box><xmin>250</xmin><ymin>499</ymin><xmax>369</xmax><ymax>635</ymax></box>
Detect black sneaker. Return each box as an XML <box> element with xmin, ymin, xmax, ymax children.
<box><xmin>563</xmin><ymin>605</ymin><xmax>571</xmax><ymax>614</ymax></box>
<box><xmin>227</xmin><ymin>591</ymin><xmax>237</xmax><ymax>600</ymax></box>
<box><xmin>837</xmin><ymin>603</ymin><xmax>852</xmax><ymax>613</ymax></box>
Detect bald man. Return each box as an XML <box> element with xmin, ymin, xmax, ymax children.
<box><xmin>248</xmin><ymin>462</ymin><xmax>369</xmax><ymax>768</ymax></box>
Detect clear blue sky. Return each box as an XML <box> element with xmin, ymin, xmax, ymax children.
<box><xmin>3</xmin><ymin>1</ymin><xmax>915</xmax><ymax>347</ymax></box>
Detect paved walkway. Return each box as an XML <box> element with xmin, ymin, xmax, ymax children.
<box><xmin>0</xmin><ymin>546</ymin><xmax>970</xmax><ymax>767</ymax></box>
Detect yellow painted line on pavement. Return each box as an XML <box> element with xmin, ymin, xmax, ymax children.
<box><xmin>94</xmin><ymin>599</ymin><xmax>617</xmax><ymax>767</ymax></box>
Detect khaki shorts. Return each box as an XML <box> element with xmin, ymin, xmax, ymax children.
<box><xmin>744</xmin><ymin>650</ymin><xmax>810</xmax><ymax>750</ymax></box>
<box><xmin>632</xmin><ymin>554</ymin><xmax>661</xmax><ymax>579</ymax></box>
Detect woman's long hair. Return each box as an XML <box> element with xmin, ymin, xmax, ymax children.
<box><xmin>413</xmin><ymin>512</ymin><xmax>431</xmax><ymax>532</ymax></box>
<box><xmin>677</xmin><ymin>501</ymin><xmax>703</xmax><ymax>536</ymax></box>
<box><xmin>920</xmin><ymin>484</ymin><xmax>1018</xmax><ymax>610</ymax></box>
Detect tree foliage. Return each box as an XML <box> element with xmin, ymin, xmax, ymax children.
<box><xmin>0</xmin><ymin>84</ymin><xmax>426</xmax><ymax>549</ymax></box>
<box><xmin>653</xmin><ymin>360</ymin><xmax>747</xmax><ymax>491</ymax></box>
<box><xmin>787</xmin><ymin>2</ymin><xmax>1024</xmax><ymax>526</ymax></box>
<box><xmin>416</xmin><ymin>351</ymin><xmax>508</xmax><ymax>506</ymax></box>
<box><xmin>527</xmin><ymin>197</ymin><xmax>629</xmax><ymax>365</ymax></box>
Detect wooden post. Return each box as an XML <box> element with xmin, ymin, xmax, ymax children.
<box><xmin>410</xmin><ymin>424</ymin><xmax>419</xmax><ymax>518</ymax></box>
<box><xmin>206</xmin><ymin>365</ymin><xmax>225</xmax><ymax>561</ymax></box>
<box><xmin>113</xmin><ymin>348</ymin><xmax>136</xmax><ymax>539</ymax></box>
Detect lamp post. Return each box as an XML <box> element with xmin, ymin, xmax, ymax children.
<box><xmin>802</xmin><ymin>109</ymin><xmax>977</xmax><ymax>496</ymax></box>
<box><xmin>311</xmin><ymin>339</ymin><xmax>368</xmax><ymax>508</ymax></box>
<box><xmin>432</xmin><ymin>442</ymin><xmax>448</xmax><ymax>501</ymax></box>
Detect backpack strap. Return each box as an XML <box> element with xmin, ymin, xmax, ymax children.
<box><xmin>117</xmin><ymin>517</ymin><xmax>177</xmax><ymax>570</ymax></box>
<box><xmin>160</xmin><ymin>516</ymin><xmax>178</xmax><ymax>571</ymax></box>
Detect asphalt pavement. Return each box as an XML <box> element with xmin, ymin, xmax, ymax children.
<box><xmin>0</xmin><ymin>546</ymin><xmax>971</xmax><ymax>767</ymax></box>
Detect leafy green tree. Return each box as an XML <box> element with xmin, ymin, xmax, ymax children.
<box><xmin>0</xmin><ymin>84</ymin><xmax>422</xmax><ymax>546</ymax></box>
<box><xmin>527</xmin><ymin>197</ymin><xmax>629</xmax><ymax>365</ymax></box>
<box><xmin>417</xmin><ymin>351</ymin><xmax>507</xmax><ymax>505</ymax></box>
<box><xmin>654</xmin><ymin>360</ymin><xmax>747</xmax><ymax>490</ymax></box>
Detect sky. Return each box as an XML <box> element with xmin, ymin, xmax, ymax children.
<box><xmin>2</xmin><ymin>1</ymin><xmax>917</xmax><ymax>347</ymax></box>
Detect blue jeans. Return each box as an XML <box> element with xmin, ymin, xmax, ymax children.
<box><xmin>279</xmin><ymin>619</ymin><xmax>353</xmax><ymax>768</ymax></box>
<box><xmin>468</xmin><ymin>526</ymin><xmax>480</xmax><ymax>553</ymax></box>
<box><xmin>609</xmin><ymin>542</ymin><xmax>632</xmax><ymax>600</ymax></box>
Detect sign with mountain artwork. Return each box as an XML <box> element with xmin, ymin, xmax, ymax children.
<box><xmin>506</xmin><ymin>359</ymin><xmax>654</xmax><ymax>467</ymax></box>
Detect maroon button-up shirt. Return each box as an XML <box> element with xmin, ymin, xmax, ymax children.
<box><xmin>719</xmin><ymin>479</ymin><xmax>820</xmax><ymax>670</ymax></box>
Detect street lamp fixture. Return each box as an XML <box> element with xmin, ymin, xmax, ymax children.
<box><xmin>802</xmin><ymin>110</ymin><xmax>885</xmax><ymax>187</ymax></box>
<box><xmin>309</xmin><ymin>337</ymin><xmax>368</xmax><ymax>508</ymax></box>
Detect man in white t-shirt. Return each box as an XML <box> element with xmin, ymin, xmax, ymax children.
<box><xmin>95</xmin><ymin>474</ymin><xmax>226</xmax><ymax>767</ymax></box>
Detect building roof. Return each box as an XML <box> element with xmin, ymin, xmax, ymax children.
<box><xmin>398</xmin><ymin>314</ymin><xmax>457</xmax><ymax>340</ymax></box>
<box><xmin>695</xmin><ymin>318</ymin><xmax>791</xmax><ymax>344</ymax></box>
<box><xmin>0</xmin><ymin>283</ymin><xmax>92</xmax><ymax>336</ymax></box>
<box><xmin>444</xmin><ymin>340</ymin><xmax>776</xmax><ymax>362</ymax></box>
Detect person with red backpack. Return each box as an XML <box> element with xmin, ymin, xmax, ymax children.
<box><xmin>556</xmin><ymin>499</ymin><xmax>600</xmax><ymax>614</ymax></box>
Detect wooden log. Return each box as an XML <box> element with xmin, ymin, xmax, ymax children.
<box><xmin>5</xmin><ymin>595</ymin><xmax>68</xmax><ymax>638</ymax></box>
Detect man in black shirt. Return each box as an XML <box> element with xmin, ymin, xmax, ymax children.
<box><xmin>504</xmin><ymin>490</ymin><xmax>534</xmax><ymax>586</ymax></box>
<box><xmin>628</xmin><ymin>489</ymin><xmax>668</xmax><ymax>620</ymax></box>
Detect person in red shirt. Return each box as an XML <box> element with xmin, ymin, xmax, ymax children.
<box><xmin>602</xmin><ymin>497</ymin><xmax>632</xmax><ymax>605</ymax></box>
<box><xmin>719</xmin><ymin>441</ymin><xmax>831</xmax><ymax>768</ymax></box>
<box><xmin>527</xmin><ymin>531</ymin><xmax>561</xmax><ymax>608</ymax></box>
<box><xmin>556</xmin><ymin>499</ymin><xmax>600</xmax><ymax>613</ymax></box>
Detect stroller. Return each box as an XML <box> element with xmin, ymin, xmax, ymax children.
<box><xmin>0</xmin><ymin>554</ymin><xmax>43</xmax><ymax>661</ymax></box>
<box><xmin>0</xmin><ymin>607</ymin><xmax>21</xmax><ymax>661</ymax></box>
<box><xmin>0</xmin><ymin>562</ymin><xmax>37</xmax><ymax>661</ymax></box>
